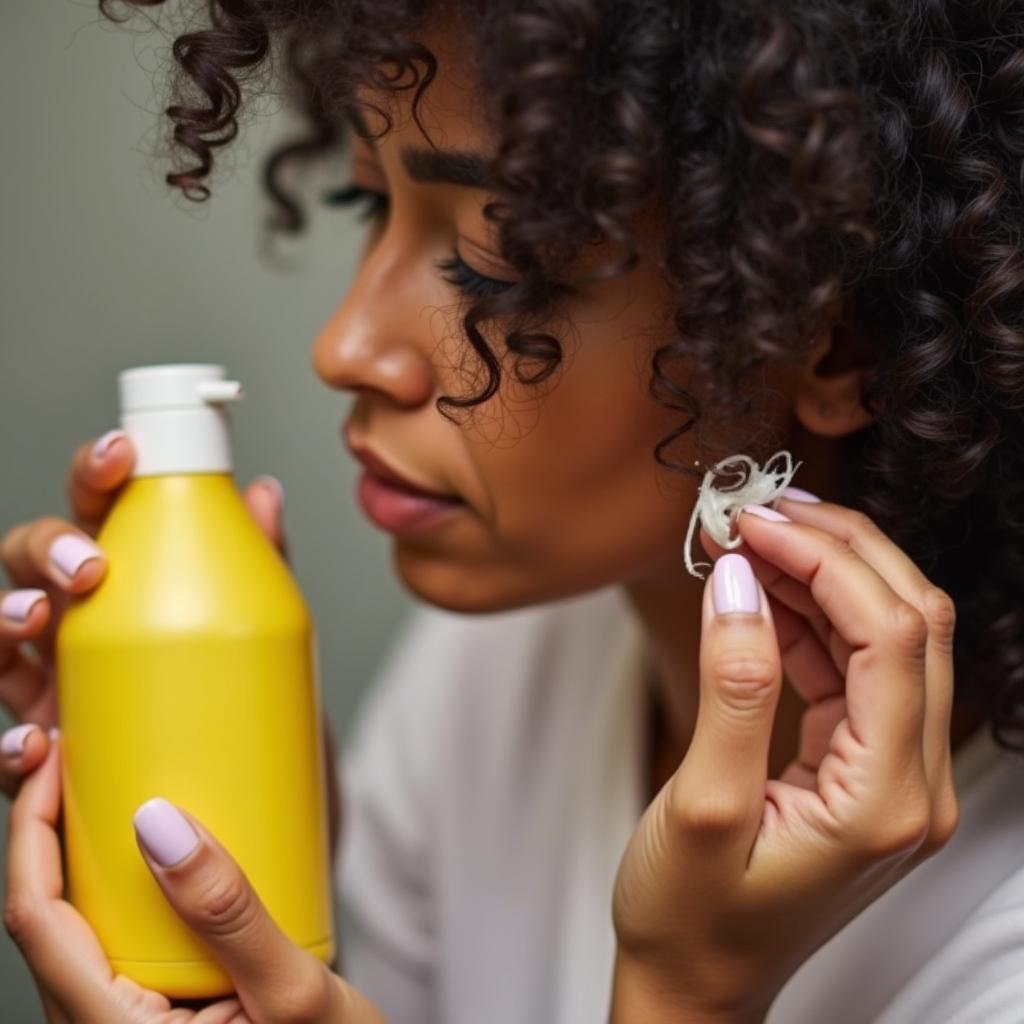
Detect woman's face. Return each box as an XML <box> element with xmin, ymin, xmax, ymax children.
<box><xmin>310</xmin><ymin>28</ymin><xmax>800</xmax><ymax>614</ymax></box>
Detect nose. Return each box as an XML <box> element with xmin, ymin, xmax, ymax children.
<box><xmin>310</xmin><ymin>244</ymin><xmax>437</xmax><ymax>408</ymax></box>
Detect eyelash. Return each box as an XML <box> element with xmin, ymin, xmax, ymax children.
<box><xmin>322</xmin><ymin>183</ymin><xmax>517</xmax><ymax>300</ymax></box>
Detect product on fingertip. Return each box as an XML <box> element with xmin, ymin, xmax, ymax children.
<box><xmin>684</xmin><ymin>450</ymin><xmax>801</xmax><ymax>578</ymax></box>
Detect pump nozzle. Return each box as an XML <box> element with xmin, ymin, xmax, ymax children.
<box><xmin>197</xmin><ymin>380</ymin><xmax>244</xmax><ymax>404</ymax></box>
<box><xmin>119</xmin><ymin>363</ymin><xmax>243</xmax><ymax>477</ymax></box>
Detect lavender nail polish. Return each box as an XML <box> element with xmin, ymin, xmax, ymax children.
<box><xmin>779</xmin><ymin>486</ymin><xmax>821</xmax><ymax>503</ymax></box>
<box><xmin>49</xmin><ymin>534</ymin><xmax>104</xmax><ymax>580</ymax></box>
<box><xmin>713</xmin><ymin>553</ymin><xmax>761</xmax><ymax>614</ymax></box>
<box><xmin>133</xmin><ymin>797</ymin><xmax>200</xmax><ymax>867</ymax></box>
<box><xmin>1</xmin><ymin>588</ymin><xmax>48</xmax><ymax>624</ymax></box>
<box><xmin>2</xmin><ymin>723</ymin><xmax>39</xmax><ymax>758</ymax></box>
<box><xmin>255</xmin><ymin>474</ymin><xmax>285</xmax><ymax>510</ymax></box>
<box><xmin>740</xmin><ymin>504</ymin><xmax>791</xmax><ymax>523</ymax></box>
<box><xmin>91</xmin><ymin>429</ymin><xmax>129</xmax><ymax>463</ymax></box>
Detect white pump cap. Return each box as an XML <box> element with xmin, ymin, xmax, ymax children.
<box><xmin>119</xmin><ymin>363</ymin><xmax>244</xmax><ymax>477</ymax></box>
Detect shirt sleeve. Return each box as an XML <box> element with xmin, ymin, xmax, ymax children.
<box><xmin>873</xmin><ymin>863</ymin><xmax>1024</xmax><ymax>1024</ymax></box>
<box><xmin>334</xmin><ymin>606</ymin><xmax>446</xmax><ymax>1024</ymax></box>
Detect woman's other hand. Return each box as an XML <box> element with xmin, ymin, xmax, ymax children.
<box><xmin>3</xmin><ymin>734</ymin><xmax>384</xmax><ymax>1023</ymax></box>
<box><xmin>609</xmin><ymin>495</ymin><xmax>958</xmax><ymax>1022</ymax></box>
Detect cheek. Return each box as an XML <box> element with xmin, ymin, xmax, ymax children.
<box><xmin>392</xmin><ymin>296</ymin><xmax>705</xmax><ymax>611</ymax></box>
<box><xmin>474</xmin><ymin>344</ymin><xmax>697</xmax><ymax>570</ymax></box>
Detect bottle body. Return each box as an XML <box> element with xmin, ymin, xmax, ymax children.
<box><xmin>56</xmin><ymin>474</ymin><xmax>335</xmax><ymax>998</ymax></box>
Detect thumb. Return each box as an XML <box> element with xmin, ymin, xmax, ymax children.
<box><xmin>245</xmin><ymin>475</ymin><xmax>290</xmax><ymax>565</ymax></box>
<box><xmin>132</xmin><ymin>798</ymin><xmax>330</xmax><ymax>1020</ymax></box>
<box><xmin>671</xmin><ymin>553</ymin><xmax>782</xmax><ymax>863</ymax></box>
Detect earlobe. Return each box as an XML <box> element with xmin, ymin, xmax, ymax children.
<box><xmin>793</xmin><ymin>375</ymin><xmax>875</xmax><ymax>438</ymax></box>
<box><xmin>792</xmin><ymin>325</ymin><xmax>877</xmax><ymax>438</ymax></box>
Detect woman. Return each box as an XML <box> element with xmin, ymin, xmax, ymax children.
<box><xmin>3</xmin><ymin>0</ymin><xmax>1023</xmax><ymax>1020</ymax></box>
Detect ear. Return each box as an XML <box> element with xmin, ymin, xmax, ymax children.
<box><xmin>792</xmin><ymin>320</ymin><xmax>878</xmax><ymax>438</ymax></box>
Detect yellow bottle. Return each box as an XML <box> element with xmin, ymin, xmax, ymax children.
<box><xmin>56</xmin><ymin>363</ymin><xmax>335</xmax><ymax>998</ymax></box>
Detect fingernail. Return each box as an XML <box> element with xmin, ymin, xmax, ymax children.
<box><xmin>779</xmin><ymin>486</ymin><xmax>821</xmax><ymax>503</ymax></box>
<box><xmin>91</xmin><ymin>429</ymin><xmax>129</xmax><ymax>464</ymax></box>
<box><xmin>2</xmin><ymin>723</ymin><xmax>40</xmax><ymax>758</ymax></box>
<box><xmin>49</xmin><ymin>727</ymin><xmax>60</xmax><ymax>742</ymax></box>
<box><xmin>133</xmin><ymin>797</ymin><xmax>200</xmax><ymax>867</ymax></box>
<box><xmin>713</xmin><ymin>553</ymin><xmax>761</xmax><ymax>614</ymax></box>
<box><xmin>255</xmin><ymin>474</ymin><xmax>284</xmax><ymax>511</ymax></box>
<box><xmin>740</xmin><ymin>504</ymin><xmax>791</xmax><ymax>523</ymax></box>
<box><xmin>1</xmin><ymin>588</ymin><xmax>48</xmax><ymax>624</ymax></box>
<box><xmin>49</xmin><ymin>534</ymin><xmax>104</xmax><ymax>580</ymax></box>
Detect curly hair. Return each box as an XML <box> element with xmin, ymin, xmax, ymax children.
<box><xmin>100</xmin><ymin>0</ymin><xmax>1024</xmax><ymax>756</ymax></box>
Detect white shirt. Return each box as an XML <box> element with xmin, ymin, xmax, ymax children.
<box><xmin>335</xmin><ymin>585</ymin><xmax>1024</xmax><ymax>1023</ymax></box>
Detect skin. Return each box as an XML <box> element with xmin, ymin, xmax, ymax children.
<box><xmin>0</xmin><ymin>11</ymin><xmax>984</xmax><ymax>1022</ymax></box>
<box><xmin>308</xmin><ymin>20</ymin><xmax>981</xmax><ymax>797</ymax></box>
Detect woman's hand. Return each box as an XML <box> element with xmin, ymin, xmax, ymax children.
<box><xmin>610</xmin><ymin>495</ymin><xmax>958</xmax><ymax>1023</ymax></box>
<box><xmin>4</xmin><ymin>735</ymin><xmax>385</xmax><ymax>1023</ymax></box>
<box><xmin>0</xmin><ymin>431</ymin><xmax>341</xmax><ymax>866</ymax></box>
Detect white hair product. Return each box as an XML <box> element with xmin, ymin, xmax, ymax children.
<box><xmin>684</xmin><ymin>450</ymin><xmax>802</xmax><ymax>578</ymax></box>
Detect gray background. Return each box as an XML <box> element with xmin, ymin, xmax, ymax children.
<box><xmin>1</xmin><ymin>2</ymin><xmax>411</xmax><ymax>1017</ymax></box>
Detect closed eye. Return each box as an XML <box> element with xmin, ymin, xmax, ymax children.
<box><xmin>323</xmin><ymin>184</ymin><xmax>518</xmax><ymax>299</ymax></box>
<box><xmin>322</xmin><ymin>184</ymin><xmax>389</xmax><ymax>223</ymax></box>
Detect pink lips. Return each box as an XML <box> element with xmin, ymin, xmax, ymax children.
<box><xmin>355</xmin><ymin>469</ymin><xmax>465</xmax><ymax>533</ymax></box>
<box><xmin>344</xmin><ymin>428</ymin><xmax>465</xmax><ymax>533</ymax></box>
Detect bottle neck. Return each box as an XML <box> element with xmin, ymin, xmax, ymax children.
<box><xmin>122</xmin><ymin>407</ymin><xmax>235</xmax><ymax>477</ymax></box>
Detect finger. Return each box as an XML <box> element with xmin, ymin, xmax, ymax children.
<box><xmin>1</xmin><ymin>518</ymin><xmax>107</xmax><ymax>595</ymax></box>
<box><xmin>733</xmin><ymin>505</ymin><xmax>928</xmax><ymax>788</ymax></box>
<box><xmin>5</xmin><ymin>735</ymin><xmax>121</xmax><ymax>1019</ymax></box>
<box><xmin>132</xmin><ymin>798</ymin><xmax>331</xmax><ymax>1023</ymax></box>
<box><xmin>699</xmin><ymin>528</ymin><xmax>851</xmax><ymax>786</ymax></box>
<box><xmin>670</xmin><ymin>553</ymin><xmax>782</xmax><ymax>870</ymax></box>
<box><xmin>243</xmin><ymin>476</ymin><xmax>289</xmax><ymax>565</ymax></box>
<box><xmin>773</xmin><ymin>494</ymin><xmax>958</xmax><ymax>842</ymax></box>
<box><xmin>764</xmin><ymin>593</ymin><xmax>845</xmax><ymax>707</ymax></box>
<box><xmin>0</xmin><ymin>724</ymin><xmax>53</xmax><ymax>800</ymax></box>
<box><xmin>1</xmin><ymin>518</ymin><xmax>107</xmax><ymax>663</ymax></box>
<box><xmin>699</xmin><ymin>522</ymin><xmax>846</xmax><ymax>670</ymax></box>
<box><xmin>66</xmin><ymin>430</ymin><xmax>135</xmax><ymax>534</ymax></box>
<box><xmin>0</xmin><ymin>589</ymin><xmax>51</xmax><ymax>723</ymax></box>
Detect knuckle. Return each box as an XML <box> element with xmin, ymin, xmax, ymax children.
<box><xmin>3</xmin><ymin>894</ymin><xmax>41</xmax><ymax>950</ymax></box>
<box><xmin>826</xmin><ymin>531</ymin><xmax>857</xmax><ymax>559</ymax></box>
<box><xmin>889</xmin><ymin>600</ymin><xmax>928</xmax><ymax>652</ymax></box>
<box><xmin>845</xmin><ymin>508</ymin><xmax>883</xmax><ymax>542</ymax></box>
<box><xmin>922</xmin><ymin>586</ymin><xmax>957</xmax><ymax>642</ymax></box>
<box><xmin>192</xmin><ymin>872</ymin><xmax>255</xmax><ymax>937</ymax></box>
<box><xmin>710</xmin><ymin>655</ymin><xmax>779</xmax><ymax>709</ymax></box>
<box><xmin>268</xmin><ymin>965</ymin><xmax>332</xmax><ymax>1024</ymax></box>
<box><xmin>860</xmin><ymin>804</ymin><xmax>931</xmax><ymax>860</ymax></box>
<box><xmin>924</xmin><ymin>789</ymin><xmax>961</xmax><ymax>852</ymax></box>
<box><xmin>0</xmin><ymin>521</ymin><xmax>30</xmax><ymax>568</ymax></box>
<box><xmin>669</xmin><ymin>787</ymin><xmax>747</xmax><ymax>836</ymax></box>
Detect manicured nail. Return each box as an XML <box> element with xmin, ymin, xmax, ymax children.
<box><xmin>133</xmin><ymin>797</ymin><xmax>200</xmax><ymax>867</ymax></box>
<box><xmin>1</xmin><ymin>588</ymin><xmax>48</xmax><ymax>624</ymax></box>
<box><xmin>713</xmin><ymin>553</ymin><xmax>761</xmax><ymax>615</ymax></box>
<box><xmin>2</xmin><ymin>724</ymin><xmax>40</xmax><ymax>758</ymax></box>
<box><xmin>779</xmin><ymin>486</ymin><xmax>821</xmax><ymax>503</ymax></box>
<box><xmin>740</xmin><ymin>504</ymin><xmax>791</xmax><ymax>523</ymax></box>
<box><xmin>49</xmin><ymin>534</ymin><xmax>104</xmax><ymax>580</ymax></box>
<box><xmin>255</xmin><ymin>474</ymin><xmax>284</xmax><ymax>511</ymax></box>
<box><xmin>91</xmin><ymin>429</ymin><xmax>130</xmax><ymax>464</ymax></box>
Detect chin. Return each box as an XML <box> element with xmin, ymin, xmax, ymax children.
<box><xmin>389</xmin><ymin>542</ymin><xmax>623</xmax><ymax>615</ymax></box>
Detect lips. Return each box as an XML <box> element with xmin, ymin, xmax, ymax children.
<box><xmin>344</xmin><ymin>429</ymin><xmax>462</xmax><ymax>503</ymax></box>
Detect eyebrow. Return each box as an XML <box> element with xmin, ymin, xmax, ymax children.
<box><xmin>400</xmin><ymin>147</ymin><xmax>494</xmax><ymax>189</ymax></box>
<box><xmin>344</xmin><ymin>104</ymin><xmax>494</xmax><ymax>189</ymax></box>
